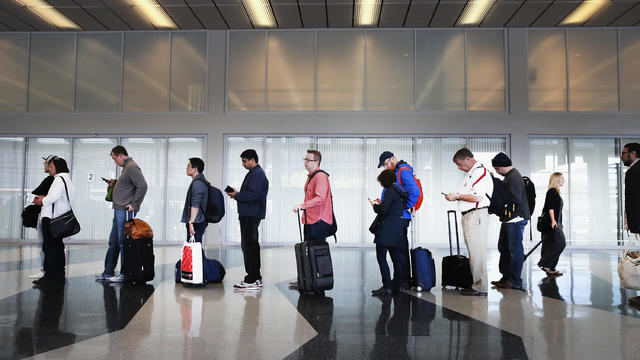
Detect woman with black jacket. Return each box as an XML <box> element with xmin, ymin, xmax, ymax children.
<box><xmin>369</xmin><ymin>169</ymin><xmax>408</xmax><ymax>296</ymax></box>
<box><xmin>538</xmin><ymin>172</ymin><xmax>566</xmax><ymax>276</ymax></box>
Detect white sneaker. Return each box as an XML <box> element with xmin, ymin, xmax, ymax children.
<box><xmin>29</xmin><ymin>271</ymin><xmax>44</xmax><ymax>279</ymax></box>
<box><xmin>108</xmin><ymin>274</ymin><xmax>125</xmax><ymax>283</ymax></box>
<box><xmin>233</xmin><ymin>280</ymin><xmax>262</xmax><ymax>290</ymax></box>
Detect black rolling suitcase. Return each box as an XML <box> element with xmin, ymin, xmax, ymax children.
<box><xmin>441</xmin><ymin>210</ymin><xmax>472</xmax><ymax>289</ymax></box>
<box><xmin>294</xmin><ymin>210</ymin><xmax>334</xmax><ymax>293</ymax></box>
<box><xmin>122</xmin><ymin>215</ymin><xmax>155</xmax><ymax>283</ymax></box>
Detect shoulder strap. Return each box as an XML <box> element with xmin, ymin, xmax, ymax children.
<box><xmin>304</xmin><ymin>170</ymin><xmax>337</xmax><ymax>243</ymax></box>
<box><xmin>54</xmin><ymin>176</ymin><xmax>74</xmax><ymax>213</ymax></box>
<box><xmin>397</xmin><ymin>166</ymin><xmax>409</xmax><ymax>184</ymax></box>
<box><xmin>472</xmin><ymin>165</ymin><xmax>487</xmax><ymax>187</ymax></box>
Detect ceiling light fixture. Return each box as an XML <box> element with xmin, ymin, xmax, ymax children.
<box><xmin>128</xmin><ymin>0</ymin><xmax>177</xmax><ymax>29</ymax></box>
<box><xmin>561</xmin><ymin>0</ymin><xmax>610</xmax><ymax>25</ymax></box>
<box><xmin>457</xmin><ymin>0</ymin><xmax>496</xmax><ymax>25</ymax></box>
<box><xmin>241</xmin><ymin>0</ymin><xmax>276</xmax><ymax>28</ymax></box>
<box><xmin>355</xmin><ymin>0</ymin><xmax>382</xmax><ymax>27</ymax></box>
<box><xmin>15</xmin><ymin>0</ymin><xmax>81</xmax><ymax>30</ymax></box>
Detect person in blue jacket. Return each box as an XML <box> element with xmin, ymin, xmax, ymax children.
<box><xmin>377</xmin><ymin>151</ymin><xmax>420</xmax><ymax>290</ymax></box>
<box><xmin>228</xmin><ymin>149</ymin><xmax>269</xmax><ymax>291</ymax></box>
<box><xmin>370</xmin><ymin>169</ymin><xmax>409</xmax><ymax>296</ymax></box>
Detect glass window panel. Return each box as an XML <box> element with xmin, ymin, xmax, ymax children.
<box><xmin>0</xmin><ymin>138</ymin><xmax>24</xmax><ymax>239</ymax></box>
<box><xmin>263</xmin><ymin>137</ymin><xmax>314</xmax><ymax>243</ymax></box>
<box><xmin>568</xmin><ymin>139</ymin><xmax>618</xmax><ymax>245</ymax></box>
<box><xmin>28</xmin><ymin>33</ymin><xmax>75</xmax><ymax>112</ymax></box>
<box><xmin>528</xmin><ymin>30</ymin><xmax>567</xmax><ymax>111</ymax></box>
<box><xmin>467</xmin><ymin>30</ymin><xmax>505</xmax><ymax>111</ymax></box>
<box><xmin>318</xmin><ymin>138</ymin><xmax>366</xmax><ymax>243</ymax></box>
<box><xmin>416</xmin><ymin>30</ymin><xmax>465</xmax><ymax>111</ymax></box>
<box><xmin>0</xmin><ymin>34</ymin><xmax>28</xmax><ymax>112</ymax></box>
<box><xmin>228</xmin><ymin>31</ymin><xmax>266</xmax><ymax>111</ymax></box>
<box><xmin>166</xmin><ymin>137</ymin><xmax>204</xmax><ymax>242</ymax></box>
<box><xmin>75</xmin><ymin>33</ymin><xmax>123</xmax><ymax>112</ymax></box>
<box><xmin>468</xmin><ymin>138</ymin><xmax>507</xmax><ymax>242</ymax></box>
<box><xmin>23</xmin><ymin>138</ymin><xmax>72</xmax><ymax>240</ymax></box>
<box><xmin>121</xmin><ymin>138</ymin><xmax>167</xmax><ymax>241</ymax></box>
<box><xmin>620</xmin><ymin>29</ymin><xmax>640</xmax><ymax>112</ymax></box>
<box><xmin>568</xmin><ymin>29</ymin><xmax>618</xmax><ymax>111</ymax></box>
<box><xmin>122</xmin><ymin>32</ymin><xmax>170</xmax><ymax>112</ymax></box>
<box><xmin>365</xmin><ymin>30</ymin><xmax>414</xmax><ymax>111</ymax></box>
<box><xmin>267</xmin><ymin>31</ymin><xmax>315</xmax><ymax>111</ymax></box>
<box><xmin>529</xmin><ymin>138</ymin><xmax>569</xmax><ymax>243</ymax></box>
<box><xmin>317</xmin><ymin>31</ymin><xmax>365</xmax><ymax>111</ymax></box>
<box><xmin>71</xmin><ymin>138</ymin><xmax>118</xmax><ymax>241</ymax></box>
<box><xmin>170</xmin><ymin>32</ymin><xmax>207</xmax><ymax>112</ymax></box>
<box><xmin>413</xmin><ymin>138</ymin><xmax>466</xmax><ymax>247</ymax></box>
<box><xmin>224</xmin><ymin>137</ymin><xmax>266</xmax><ymax>244</ymax></box>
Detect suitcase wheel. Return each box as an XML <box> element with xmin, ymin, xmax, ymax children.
<box><xmin>415</xmin><ymin>285</ymin><xmax>423</xmax><ymax>292</ymax></box>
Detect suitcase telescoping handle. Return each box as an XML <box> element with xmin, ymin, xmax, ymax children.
<box><xmin>296</xmin><ymin>209</ymin><xmax>305</xmax><ymax>243</ymax></box>
<box><xmin>447</xmin><ymin>210</ymin><xmax>461</xmax><ymax>256</ymax></box>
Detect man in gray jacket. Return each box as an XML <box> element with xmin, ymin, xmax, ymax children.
<box><xmin>490</xmin><ymin>152</ymin><xmax>530</xmax><ymax>292</ymax></box>
<box><xmin>96</xmin><ymin>146</ymin><xmax>148</xmax><ymax>283</ymax></box>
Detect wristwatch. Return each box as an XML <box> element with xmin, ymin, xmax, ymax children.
<box><xmin>188</xmin><ymin>221</ymin><xmax>194</xmax><ymax>224</ymax></box>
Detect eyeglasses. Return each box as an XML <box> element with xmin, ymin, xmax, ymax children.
<box><xmin>621</xmin><ymin>151</ymin><xmax>629</xmax><ymax>155</ymax></box>
<box><xmin>303</xmin><ymin>158</ymin><xmax>317</xmax><ymax>162</ymax></box>
<box><xmin>383</xmin><ymin>159</ymin><xmax>391</xmax><ymax>167</ymax></box>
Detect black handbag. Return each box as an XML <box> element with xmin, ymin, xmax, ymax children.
<box><xmin>536</xmin><ymin>213</ymin><xmax>551</xmax><ymax>233</ymax></box>
<box><xmin>21</xmin><ymin>204</ymin><xmax>41</xmax><ymax>228</ymax></box>
<box><xmin>48</xmin><ymin>177</ymin><xmax>81</xmax><ymax>239</ymax></box>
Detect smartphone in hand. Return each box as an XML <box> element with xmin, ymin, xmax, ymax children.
<box><xmin>224</xmin><ymin>186</ymin><xmax>234</xmax><ymax>193</ymax></box>
<box><xmin>441</xmin><ymin>192</ymin><xmax>447</xmax><ymax>196</ymax></box>
<box><xmin>101</xmin><ymin>177</ymin><xmax>109</xmax><ymax>183</ymax></box>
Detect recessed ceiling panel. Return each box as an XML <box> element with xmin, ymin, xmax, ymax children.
<box><xmin>215</xmin><ymin>0</ymin><xmax>252</xmax><ymax>28</ymax></box>
<box><xmin>609</xmin><ymin>2</ymin><xmax>640</xmax><ymax>26</ymax></box>
<box><xmin>0</xmin><ymin>3</ymin><xmax>59</xmax><ymax>31</ymax></box>
<box><xmin>0</xmin><ymin>7</ymin><xmax>35</xmax><ymax>31</ymax></box>
<box><xmin>506</xmin><ymin>1</ymin><xmax>551</xmax><ymax>27</ymax></box>
<box><xmin>481</xmin><ymin>1</ymin><xmax>524</xmax><ymax>27</ymax></box>
<box><xmin>584</xmin><ymin>1</ymin><xmax>639</xmax><ymax>27</ymax></box>
<box><xmin>57</xmin><ymin>7</ymin><xmax>107</xmax><ymax>30</ymax></box>
<box><xmin>404</xmin><ymin>1</ymin><xmax>438</xmax><ymax>28</ymax></box>
<box><xmin>430</xmin><ymin>0</ymin><xmax>466</xmax><ymax>27</ymax></box>
<box><xmin>272</xmin><ymin>2</ymin><xmax>302</xmax><ymax>29</ymax></box>
<box><xmin>299</xmin><ymin>0</ymin><xmax>327</xmax><ymax>28</ymax></box>
<box><xmin>81</xmin><ymin>6</ymin><xmax>131</xmax><ymax>30</ymax></box>
<box><xmin>159</xmin><ymin>3</ymin><xmax>203</xmax><ymax>29</ymax></box>
<box><xmin>186</xmin><ymin>1</ymin><xmax>227</xmax><ymax>29</ymax></box>
<box><xmin>327</xmin><ymin>0</ymin><xmax>352</xmax><ymax>28</ymax></box>
<box><xmin>379</xmin><ymin>0</ymin><xmax>410</xmax><ymax>27</ymax></box>
<box><xmin>532</xmin><ymin>2</ymin><xmax>578</xmax><ymax>26</ymax></box>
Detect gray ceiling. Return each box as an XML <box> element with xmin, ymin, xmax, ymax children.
<box><xmin>0</xmin><ymin>0</ymin><xmax>639</xmax><ymax>31</ymax></box>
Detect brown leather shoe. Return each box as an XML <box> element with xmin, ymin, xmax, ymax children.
<box><xmin>460</xmin><ymin>288</ymin><xmax>487</xmax><ymax>296</ymax></box>
<box><xmin>491</xmin><ymin>280</ymin><xmax>512</xmax><ymax>289</ymax></box>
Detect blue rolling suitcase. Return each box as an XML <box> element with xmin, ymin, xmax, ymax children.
<box><xmin>411</xmin><ymin>247</ymin><xmax>436</xmax><ymax>292</ymax></box>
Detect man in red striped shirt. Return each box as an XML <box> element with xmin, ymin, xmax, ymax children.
<box><xmin>293</xmin><ymin>150</ymin><xmax>334</xmax><ymax>243</ymax></box>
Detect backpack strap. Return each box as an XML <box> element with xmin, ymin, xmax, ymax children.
<box><xmin>471</xmin><ymin>165</ymin><xmax>488</xmax><ymax>209</ymax></box>
<box><xmin>397</xmin><ymin>165</ymin><xmax>410</xmax><ymax>185</ymax></box>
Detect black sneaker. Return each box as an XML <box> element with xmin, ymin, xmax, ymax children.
<box><xmin>372</xmin><ymin>287</ymin><xmax>392</xmax><ymax>296</ymax></box>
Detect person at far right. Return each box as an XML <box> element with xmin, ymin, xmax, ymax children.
<box><xmin>537</xmin><ymin>172</ymin><xmax>566</xmax><ymax>276</ymax></box>
<box><xmin>621</xmin><ymin>143</ymin><xmax>640</xmax><ymax>307</ymax></box>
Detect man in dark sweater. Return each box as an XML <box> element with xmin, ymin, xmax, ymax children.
<box><xmin>490</xmin><ymin>152</ymin><xmax>530</xmax><ymax>292</ymax></box>
<box><xmin>622</xmin><ymin>143</ymin><xmax>640</xmax><ymax>307</ymax></box>
<box><xmin>96</xmin><ymin>146</ymin><xmax>148</xmax><ymax>283</ymax></box>
<box><xmin>228</xmin><ymin>149</ymin><xmax>269</xmax><ymax>290</ymax></box>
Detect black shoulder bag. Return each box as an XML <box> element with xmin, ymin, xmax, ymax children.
<box><xmin>49</xmin><ymin>177</ymin><xmax>81</xmax><ymax>239</ymax></box>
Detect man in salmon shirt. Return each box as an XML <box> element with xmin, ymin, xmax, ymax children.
<box><xmin>293</xmin><ymin>150</ymin><xmax>334</xmax><ymax>243</ymax></box>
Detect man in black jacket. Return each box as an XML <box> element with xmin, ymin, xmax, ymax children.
<box><xmin>228</xmin><ymin>149</ymin><xmax>269</xmax><ymax>290</ymax></box>
<box><xmin>622</xmin><ymin>143</ymin><xmax>640</xmax><ymax>306</ymax></box>
<box><xmin>490</xmin><ymin>153</ymin><xmax>530</xmax><ymax>292</ymax></box>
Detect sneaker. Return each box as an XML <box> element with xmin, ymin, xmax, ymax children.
<box><xmin>108</xmin><ymin>274</ymin><xmax>125</xmax><ymax>283</ymax></box>
<box><xmin>371</xmin><ymin>287</ymin><xmax>392</xmax><ymax>296</ymax></box>
<box><xmin>234</xmin><ymin>280</ymin><xmax>261</xmax><ymax>290</ymax></box>
<box><xmin>95</xmin><ymin>273</ymin><xmax>112</xmax><ymax>281</ymax></box>
<box><xmin>29</xmin><ymin>271</ymin><xmax>44</xmax><ymax>279</ymax></box>
<box><xmin>288</xmin><ymin>281</ymin><xmax>299</xmax><ymax>289</ymax></box>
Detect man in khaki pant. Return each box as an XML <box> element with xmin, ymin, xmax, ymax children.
<box><xmin>445</xmin><ymin>148</ymin><xmax>493</xmax><ymax>296</ymax></box>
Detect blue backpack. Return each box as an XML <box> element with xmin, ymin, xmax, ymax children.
<box><xmin>197</xmin><ymin>178</ymin><xmax>225</xmax><ymax>223</ymax></box>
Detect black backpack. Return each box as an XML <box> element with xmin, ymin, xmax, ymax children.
<box><xmin>486</xmin><ymin>173</ymin><xmax>516</xmax><ymax>222</ymax></box>
<box><xmin>196</xmin><ymin>178</ymin><xmax>225</xmax><ymax>223</ymax></box>
<box><xmin>522</xmin><ymin>176</ymin><xmax>536</xmax><ymax>216</ymax></box>
<box><xmin>306</xmin><ymin>170</ymin><xmax>338</xmax><ymax>242</ymax></box>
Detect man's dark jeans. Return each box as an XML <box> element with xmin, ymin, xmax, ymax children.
<box><xmin>303</xmin><ymin>220</ymin><xmax>330</xmax><ymax>243</ymax></box>
<box><xmin>498</xmin><ymin>220</ymin><xmax>528</xmax><ymax>288</ymax></box>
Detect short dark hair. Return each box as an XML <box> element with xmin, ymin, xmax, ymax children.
<box><xmin>307</xmin><ymin>150</ymin><xmax>322</xmax><ymax>166</ymax></box>
<box><xmin>111</xmin><ymin>146</ymin><xmax>128</xmax><ymax>157</ymax></box>
<box><xmin>189</xmin><ymin>157</ymin><xmax>205</xmax><ymax>173</ymax></box>
<box><xmin>377</xmin><ymin>169</ymin><xmax>396</xmax><ymax>188</ymax></box>
<box><xmin>624</xmin><ymin>143</ymin><xmax>640</xmax><ymax>157</ymax></box>
<box><xmin>453</xmin><ymin>148</ymin><xmax>474</xmax><ymax>162</ymax></box>
<box><xmin>51</xmin><ymin>158</ymin><xmax>70</xmax><ymax>174</ymax></box>
<box><xmin>240</xmin><ymin>149</ymin><xmax>259</xmax><ymax>163</ymax></box>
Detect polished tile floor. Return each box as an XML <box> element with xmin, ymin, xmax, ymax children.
<box><xmin>1</xmin><ymin>244</ymin><xmax>639</xmax><ymax>359</ymax></box>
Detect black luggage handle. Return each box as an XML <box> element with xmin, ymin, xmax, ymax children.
<box><xmin>447</xmin><ymin>210</ymin><xmax>461</xmax><ymax>256</ymax></box>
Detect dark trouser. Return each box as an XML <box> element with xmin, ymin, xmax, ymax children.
<box><xmin>538</xmin><ymin>227</ymin><xmax>566</xmax><ymax>271</ymax></box>
<box><xmin>398</xmin><ymin>219</ymin><xmax>411</xmax><ymax>287</ymax></box>
<box><xmin>376</xmin><ymin>244</ymin><xmax>408</xmax><ymax>290</ymax></box>
<box><xmin>240</xmin><ymin>216</ymin><xmax>262</xmax><ymax>283</ymax></box>
<box><xmin>303</xmin><ymin>220</ymin><xmax>330</xmax><ymax>243</ymax></box>
<box><xmin>497</xmin><ymin>220</ymin><xmax>527</xmax><ymax>288</ymax></box>
<box><xmin>185</xmin><ymin>221</ymin><xmax>208</xmax><ymax>243</ymax></box>
<box><xmin>41</xmin><ymin>217</ymin><xmax>65</xmax><ymax>280</ymax></box>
